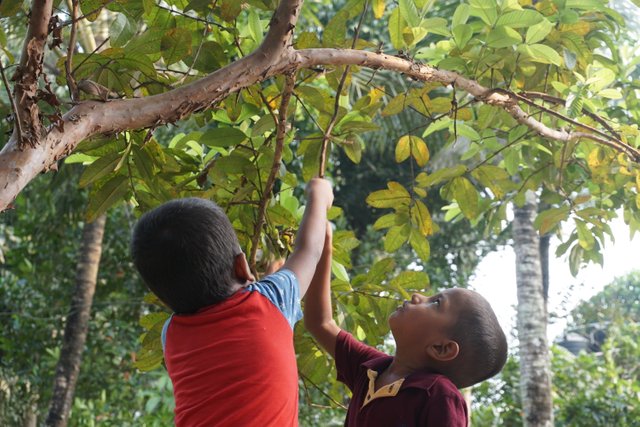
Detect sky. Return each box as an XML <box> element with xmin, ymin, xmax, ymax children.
<box><xmin>470</xmin><ymin>214</ymin><xmax>640</xmax><ymax>343</ymax></box>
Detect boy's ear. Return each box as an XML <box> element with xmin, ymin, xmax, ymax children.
<box><xmin>426</xmin><ymin>340</ymin><xmax>460</xmax><ymax>362</ymax></box>
<box><xmin>234</xmin><ymin>253</ymin><xmax>255</xmax><ymax>284</ymax></box>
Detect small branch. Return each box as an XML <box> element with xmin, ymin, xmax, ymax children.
<box><xmin>65</xmin><ymin>0</ymin><xmax>79</xmax><ymax>101</ymax></box>
<box><xmin>299</xmin><ymin>372</ymin><xmax>347</xmax><ymax>410</ymax></box>
<box><xmin>318</xmin><ymin>0</ymin><xmax>369</xmax><ymax>177</ymax></box>
<box><xmin>521</xmin><ymin>91</ymin><xmax>621</xmax><ymax>140</ymax></box>
<box><xmin>0</xmin><ymin>60</ymin><xmax>24</xmax><ymax>140</ymax></box>
<box><xmin>248</xmin><ymin>73</ymin><xmax>296</xmax><ymax>274</ymax></box>
<box><xmin>155</xmin><ymin>4</ymin><xmax>231</xmax><ymax>31</ymax></box>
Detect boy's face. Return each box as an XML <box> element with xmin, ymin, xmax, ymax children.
<box><xmin>389</xmin><ymin>288</ymin><xmax>474</xmax><ymax>359</ymax></box>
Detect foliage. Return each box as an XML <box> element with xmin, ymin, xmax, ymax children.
<box><xmin>472</xmin><ymin>272</ymin><xmax>640</xmax><ymax>426</ymax></box>
<box><xmin>2</xmin><ymin>0</ymin><xmax>640</xmax><ymax>423</ymax></box>
<box><xmin>0</xmin><ymin>171</ymin><xmax>173</xmax><ymax>424</ymax></box>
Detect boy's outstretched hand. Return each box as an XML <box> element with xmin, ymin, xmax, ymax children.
<box><xmin>303</xmin><ymin>221</ymin><xmax>341</xmax><ymax>358</ymax></box>
<box><xmin>282</xmin><ymin>178</ymin><xmax>333</xmax><ymax>297</ymax></box>
<box><xmin>306</xmin><ymin>177</ymin><xmax>334</xmax><ymax>211</ymax></box>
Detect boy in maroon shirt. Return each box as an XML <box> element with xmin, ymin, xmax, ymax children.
<box><xmin>304</xmin><ymin>226</ymin><xmax>508</xmax><ymax>426</ymax></box>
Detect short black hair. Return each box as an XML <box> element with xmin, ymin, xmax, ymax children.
<box><xmin>131</xmin><ymin>198</ymin><xmax>241</xmax><ymax>314</ymax></box>
<box><xmin>447</xmin><ymin>292</ymin><xmax>508</xmax><ymax>389</ymax></box>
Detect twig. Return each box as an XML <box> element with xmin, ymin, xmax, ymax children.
<box><xmin>493</xmin><ymin>88</ymin><xmax>637</xmax><ymax>158</ymax></box>
<box><xmin>174</xmin><ymin>24</ymin><xmax>208</xmax><ymax>87</ymax></box>
<box><xmin>299</xmin><ymin>372</ymin><xmax>348</xmax><ymax>410</ymax></box>
<box><xmin>248</xmin><ymin>72</ymin><xmax>296</xmax><ymax>275</ymax></box>
<box><xmin>65</xmin><ymin>0</ymin><xmax>79</xmax><ymax>101</ymax></box>
<box><xmin>71</xmin><ymin>37</ymin><xmax>109</xmax><ymax>75</ymax></box>
<box><xmin>521</xmin><ymin>91</ymin><xmax>621</xmax><ymax>140</ymax></box>
<box><xmin>155</xmin><ymin>4</ymin><xmax>231</xmax><ymax>31</ymax></box>
<box><xmin>318</xmin><ymin>0</ymin><xmax>369</xmax><ymax>178</ymax></box>
<box><xmin>0</xmin><ymin>60</ymin><xmax>24</xmax><ymax>140</ymax></box>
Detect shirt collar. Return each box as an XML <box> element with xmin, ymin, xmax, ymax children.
<box><xmin>361</xmin><ymin>355</ymin><xmax>451</xmax><ymax>393</ymax></box>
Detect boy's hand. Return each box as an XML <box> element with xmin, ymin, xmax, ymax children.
<box><xmin>306</xmin><ymin>178</ymin><xmax>333</xmax><ymax>211</ymax></box>
<box><xmin>282</xmin><ymin>178</ymin><xmax>333</xmax><ymax>297</ymax></box>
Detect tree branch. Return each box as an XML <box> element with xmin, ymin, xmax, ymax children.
<box><xmin>1</xmin><ymin>0</ymin><xmax>638</xmax><ymax>211</ymax></box>
<box><xmin>11</xmin><ymin>0</ymin><xmax>55</xmax><ymax>148</ymax></box>
<box><xmin>248</xmin><ymin>73</ymin><xmax>296</xmax><ymax>275</ymax></box>
<box><xmin>318</xmin><ymin>0</ymin><xmax>368</xmax><ymax>178</ymax></box>
<box><xmin>65</xmin><ymin>0</ymin><xmax>79</xmax><ymax>101</ymax></box>
<box><xmin>0</xmin><ymin>60</ymin><xmax>24</xmax><ymax>140</ymax></box>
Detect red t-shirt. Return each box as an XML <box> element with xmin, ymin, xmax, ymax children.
<box><xmin>163</xmin><ymin>270</ymin><xmax>301</xmax><ymax>426</ymax></box>
<box><xmin>335</xmin><ymin>330</ymin><xmax>468</xmax><ymax>427</ymax></box>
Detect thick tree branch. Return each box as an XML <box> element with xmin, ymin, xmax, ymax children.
<box><xmin>289</xmin><ymin>48</ymin><xmax>640</xmax><ymax>162</ymax></box>
<box><xmin>12</xmin><ymin>0</ymin><xmax>54</xmax><ymax>148</ymax></box>
<box><xmin>1</xmin><ymin>0</ymin><xmax>638</xmax><ymax>211</ymax></box>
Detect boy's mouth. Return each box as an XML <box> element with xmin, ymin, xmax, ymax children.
<box><xmin>396</xmin><ymin>301</ymin><xmax>409</xmax><ymax>312</ymax></box>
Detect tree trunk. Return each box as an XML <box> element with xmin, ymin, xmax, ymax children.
<box><xmin>45</xmin><ymin>214</ymin><xmax>107</xmax><ymax>427</ymax></box>
<box><xmin>512</xmin><ymin>191</ymin><xmax>553</xmax><ymax>427</ymax></box>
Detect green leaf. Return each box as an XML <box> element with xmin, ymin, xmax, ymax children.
<box><xmin>200</xmin><ymin>127</ymin><xmax>248</xmax><ymax>147</ymax></box>
<box><xmin>331</xmin><ymin>260</ymin><xmax>350</xmax><ymax>282</ymax></box>
<box><xmin>517</xmin><ymin>43</ymin><xmax>563</xmax><ymax>66</ymax></box>
<box><xmin>399</xmin><ymin>0</ymin><xmax>420</xmax><ymax>27</ymax></box>
<box><xmin>388</xmin><ymin>8</ymin><xmax>406</xmax><ymax>50</ymax></box>
<box><xmin>415</xmin><ymin>165</ymin><xmax>467</xmax><ymax>188</ymax></box>
<box><xmin>486</xmin><ymin>25</ymin><xmax>522</xmax><ymax>48</ymax></box>
<box><xmin>471</xmin><ymin>165</ymin><xmax>513</xmax><ymax>199</ymax></box>
<box><xmin>526</xmin><ymin>19</ymin><xmax>554</xmax><ymax>44</ymax></box>
<box><xmin>324</xmin><ymin>9</ymin><xmax>348</xmax><ymax>47</ymax></box>
<box><xmin>373</xmin><ymin>213</ymin><xmax>396</xmax><ymax>230</ymax></box>
<box><xmin>410</xmin><ymin>231</ymin><xmax>431</xmax><ymax>263</ymax></box>
<box><xmin>422</xmin><ymin>118</ymin><xmax>451</xmax><ymax>137</ymax></box>
<box><xmin>248</xmin><ymin>9</ymin><xmax>264</xmax><ymax>43</ymax></box>
<box><xmin>342</xmin><ymin>135</ymin><xmax>363</xmax><ymax>164</ymax></box>
<box><xmin>161</xmin><ymin>28</ymin><xmax>192</xmax><ymax>65</ymax></box>
<box><xmin>366</xmin><ymin>182</ymin><xmax>412</xmax><ymax>209</ymax></box>
<box><xmin>384</xmin><ymin>224</ymin><xmax>411</xmax><ymax>252</ymax></box>
<box><xmin>534</xmin><ymin>206</ymin><xmax>570</xmax><ymax>235</ymax></box>
<box><xmin>469</xmin><ymin>0</ymin><xmax>497</xmax><ymax>26</ymax></box>
<box><xmin>450</xmin><ymin>177</ymin><xmax>479</xmax><ymax>219</ymax></box>
<box><xmin>495</xmin><ymin>9</ymin><xmax>543</xmax><ymax>28</ymax></box>
<box><xmin>421</xmin><ymin>18</ymin><xmax>450</xmax><ymax>37</ymax></box>
<box><xmin>575</xmin><ymin>219</ymin><xmax>595</xmax><ymax>250</ymax></box>
<box><xmin>110</xmin><ymin>14</ymin><xmax>138</xmax><ymax>48</ymax></box>
<box><xmin>390</xmin><ymin>271</ymin><xmax>430</xmax><ymax>296</ymax></box>
<box><xmin>452</xmin><ymin>4</ymin><xmax>470</xmax><ymax>27</ymax></box>
<box><xmin>86</xmin><ymin>175</ymin><xmax>128</xmax><ymax>222</ymax></box>
<box><xmin>79</xmin><ymin>152</ymin><xmax>122</xmax><ymax>188</ymax></box>
<box><xmin>452</xmin><ymin>24</ymin><xmax>473</xmax><ymax>49</ymax></box>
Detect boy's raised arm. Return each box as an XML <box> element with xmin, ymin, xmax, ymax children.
<box><xmin>303</xmin><ymin>224</ymin><xmax>340</xmax><ymax>358</ymax></box>
<box><xmin>282</xmin><ymin>178</ymin><xmax>333</xmax><ymax>297</ymax></box>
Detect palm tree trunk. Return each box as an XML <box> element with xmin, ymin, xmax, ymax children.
<box><xmin>45</xmin><ymin>214</ymin><xmax>107</xmax><ymax>427</ymax></box>
<box><xmin>513</xmin><ymin>191</ymin><xmax>553</xmax><ymax>427</ymax></box>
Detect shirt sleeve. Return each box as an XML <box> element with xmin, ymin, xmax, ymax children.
<box><xmin>246</xmin><ymin>269</ymin><xmax>302</xmax><ymax>329</ymax></box>
<box><xmin>334</xmin><ymin>330</ymin><xmax>387</xmax><ymax>391</ymax></box>
<box><xmin>425</xmin><ymin>391</ymin><xmax>469</xmax><ymax>427</ymax></box>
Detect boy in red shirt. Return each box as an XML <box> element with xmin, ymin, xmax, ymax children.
<box><xmin>304</xmin><ymin>226</ymin><xmax>508</xmax><ymax>426</ymax></box>
<box><xmin>131</xmin><ymin>178</ymin><xmax>332</xmax><ymax>426</ymax></box>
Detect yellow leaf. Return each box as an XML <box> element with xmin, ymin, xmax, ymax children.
<box><xmin>411</xmin><ymin>137</ymin><xmax>430</xmax><ymax>167</ymax></box>
<box><xmin>396</xmin><ymin>136</ymin><xmax>411</xmax><ymax>163</ymax></box>
<box><xmin>559</xmin><ymin>21</ymin><xmax>591</xmax><ymax>36</ymax></box>
<box><xmin>456</xmin><ymin>108</ymin><xmax>473</xmax><ymax>121</ymax></box>
<box><xmin>373</xmin><ymin>0</ymin><xmax>385</xmax><ymax>19</ymax></box>
<box><xmin>411</xmin><ymin>200</ymin><xmax>433</xmax><ymax>236</ymax></box>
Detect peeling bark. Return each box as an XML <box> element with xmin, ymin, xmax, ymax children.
<box><xmin>0</xmin><ymin>0</ymin><xmax>638</xmax><ymax>210</ymax></box>
<box><xmin>45</xmin><ymin>215</ymin><xmax>107</xmax><ymax>427</ymax></box>
<box><xmin>513</xmin><ymin>191</ymin><xmax>553</xmax><ymax>427</ymax></box>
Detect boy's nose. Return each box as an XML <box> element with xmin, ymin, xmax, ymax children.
<box><xmin>410</xmin><ymin>293</ymin><xmax>422</xmax><ymax>304</ymax></box>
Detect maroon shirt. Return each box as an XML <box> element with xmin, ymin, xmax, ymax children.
<box><xmin>335</xmin><ymin>330</ymin><xmax>468</xmax><ymax>427</ymax></box>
